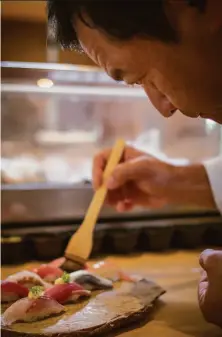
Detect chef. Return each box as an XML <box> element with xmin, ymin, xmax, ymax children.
<box><xmin>48</xmin><ymin>0</ymin><xmax>222</xmax><ymax>327</ymax></box>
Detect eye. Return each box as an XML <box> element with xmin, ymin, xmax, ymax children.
<box><xmin>132</xmin><ymin>77</ymin><xmax>144</xmax><ymax>87</ymax></box>
<box><xmin>129</xmin><ymin>81</ymin><xmax>142</xmax><ymax>88</ymax></box>
<box><xmin>135</xmin><ymin>80</ymin><xmax>142</xmax><ymax>85</ymax></box>
<box><xmin>128</xmin><ymin>81</ymin><xmax>143</xmax><ymax>87</ymax></box>
<box><xmin>125</xmin><ymin>76</ymin><xmax>144</xmax><ymax>87</ymax></box>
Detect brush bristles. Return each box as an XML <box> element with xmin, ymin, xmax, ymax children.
<box><xmin>62</xmin><ymin>255</ymin><xmax>86</xmax><ymax>272</ymax></box>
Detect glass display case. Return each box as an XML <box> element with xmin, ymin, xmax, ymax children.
<box><xmin>1</xmin><ymin>61</ymin><xmax>222</xmax><ymax>224</ymax></box>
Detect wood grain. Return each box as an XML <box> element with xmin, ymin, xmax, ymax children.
<box><xmin>1</xmin><ymin>252</ymin><xmax>222</xmax><ymax>337</ymax></box>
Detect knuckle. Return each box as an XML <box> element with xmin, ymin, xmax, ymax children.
<box><xmin>93</xmin><ymin>152</ymin><xmax>102</xmax><ymax>163</ymax></box>
<box><xmin>94</xmin><ymin>148</ymin><xmax>111</xmax><ymax>163</ymax></box>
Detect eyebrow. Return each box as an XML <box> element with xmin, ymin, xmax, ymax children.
<box><xmin>109</xmin><ymin>68</ymin><xmax>125</xmax><ymax>82</ymax></box>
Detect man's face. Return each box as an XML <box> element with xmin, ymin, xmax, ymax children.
<box><xmin>75</xmin><ymin>2</ymin><xmax>222</xmax><ymax>124</ymax></box>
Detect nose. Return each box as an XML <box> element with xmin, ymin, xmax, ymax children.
<box><xmin>144</xmin><ymin>84</ymin><xmax>177</xmax><ymax>117</ymax></box>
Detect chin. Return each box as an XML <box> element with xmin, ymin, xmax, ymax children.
<box><xmin>180</xmin><ymin>110</ymin><xmax>199</xmax><ymax>119</ymax></box>
<box><xmin>200</xmin><ymin>113</ymin><xmax>222</xmax><ymax>125</ymax></box>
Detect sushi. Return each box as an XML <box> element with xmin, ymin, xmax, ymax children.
<box><xmin>43</xmin><ymin>272</ymin><xmax>90</xmax><ymax>304</ymax></box>
<box><xmin>2</xmin><ymin>296</ymin><xmax>65</xmax><ymax>326</ymax></box>
<box><xmin>44</xmin><ymin>283</ymin><xmax>90</xmax><ymax>304</ymax></box>
<box><xmin>48</xmin><ymin>257</ymin><xmax>66</xmax><ymax>268</ymax></box>
<box><xmin>6</xmin><ymin>271</ymin><xmax>51</xmax><ymax>289</ymax></box>
<box><xmin>1</xmin><ymin>281</ymin><xmax>29</xmax><ymax>303</ymax></box>
<box><xmin>69</xmin><ymin>270</ymin><xmax>113</xmax><ymax>290</ymax></box>
<box><xmin>32</xmin><ymin>264</ymin><xmax>63</xmax><ymax>283</ymax></box>
<box><xmin>2</xmin><ymin>287</ymin><xmax>65</xmax><ymax>326</ymax></box>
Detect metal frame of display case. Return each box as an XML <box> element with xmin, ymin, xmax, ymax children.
<box><xmin>2</xmin><ymin>181</ymin><xmax>219</xmax><ymax>225</ymax></box>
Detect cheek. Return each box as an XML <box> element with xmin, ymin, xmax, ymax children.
<box><xmin>148</xmin><ymin>45</ymin><xmax>218</xmax><ymax>112</ymax></box>
<box><xmin>146</xmin><ymin>65</ymin><xmax>210</xmax><ymax>113</ymax></box>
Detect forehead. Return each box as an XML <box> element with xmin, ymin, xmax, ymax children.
<box><xmin>75</xmin><ymin>18</ymin><xmax>146</xmax><ymax>71</ymax></box>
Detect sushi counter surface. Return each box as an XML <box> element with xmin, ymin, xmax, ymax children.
<box><xmin>1</xmin><ymin>251</ymin><xmax>222</xmax><ymax>337</ymax></box>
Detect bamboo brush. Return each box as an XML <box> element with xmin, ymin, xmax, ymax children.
<box><xmin>62</xmin><ymin>139</ymin><xmax>125</xmax><ymax>271</ymax></box>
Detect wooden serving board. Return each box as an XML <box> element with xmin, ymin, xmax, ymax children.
<box><xmin>1</xmin><ymin>279</ymin><xmax>165</xmax><ymax>337</ymax></box>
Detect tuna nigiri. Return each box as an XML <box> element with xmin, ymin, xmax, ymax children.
<box><xmin>44</xmin><ymin>283</ymin><xmax>90</xmax><ymax>304</ymax></box>
<box><xmin>45</xmin><ymin>272</ymin><xmax>90</xmax><ymax>304</ymax></box>
<box><xmin>1</xmin><ymin>281</ymin><xmax>29</xmax><ymax>303</ymax></box>
<box><xmin>69</xmin><ymin>270</ymin><xmax>113</xmax><ymax>290</ymax></box>
<box><xmin>6</xmin><ymin>271</ymin><xmax>51</xmax><ymax>290</ymax></box>
<box><xmin>2</xmin><ymin>296</ymin><xmax>65</xmax><ymax>326</ymax></box>
<box><xmin>48</xmin><ymin>257</ymin><xmax>66</xmax><ymax>269</ymax></box>
<box><xmin>32</xmin><ymin>264</ymin><xmax>63</xmax><ymax>283</ymax></box>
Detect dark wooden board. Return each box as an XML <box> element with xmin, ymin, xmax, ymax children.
<box><xmin>1</xmin><ymin>279</ymin><xmax>165</xmax><ymax>337</ymax></box>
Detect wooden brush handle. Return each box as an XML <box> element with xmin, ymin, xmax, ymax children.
<box><xmin>82</xmin><ymin>139</ymin><xmax>125</xmax><ymax>231</ymax></box>
<box><xmin>65</xmin><ymin>139</ymin><xmax>125</xmax><ymax>256</ymax></box>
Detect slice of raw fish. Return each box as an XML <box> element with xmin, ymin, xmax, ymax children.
<box><xmin>69</xmin><ymin>270</ymin><xmax>113</xmax><ymax>290</ymax></box>
<box><xmin>6</xmin><ymin>271</ymin><xmax>51</xmax><ymax>289</ymax></box>
<box><xmin>2</xmin><ymin>296</ymin><xmax>65</xmax><ymax>326</ymax></box>
<box><xmin>44</xmin><ymin>283</ymin><xmax>90</xmax><ymax>304</ymax></box>
<box><xmin>89</xmin><ymin>261</ymin><xmax>135</xmax><ymax>282</ymax></box>
<box><xmin>32</xmin><ymin>265</ymin><xmax>63</xmax><ymax>283</ymax></box>
<box><xmin>1</xmin><ymin>281</ymin><xmax>29</xmax><ymax>303</ymax></box>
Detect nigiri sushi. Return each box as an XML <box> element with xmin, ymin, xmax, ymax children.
<box><xmin>1</xmin><ymin>281</ymin><xmax>29</xmax><ymax>303</ymax></box>
<box><xmin>32</xmin><ymin>264</ymin><xmax>63</xmax><ymax>283</ymax></box>
<box><xmin>44</xmin><ymin>283</ymin><xmax>90</xmax><ymax>304</ymax></box>
<box><xmin>2</xmin><ymin>295</ymin><xmax>65</xmax><ymax>326</ymax></box>
<box><xmin>48</xmin><ymin>257</ymin><xmax>66</xmax><ymax>268</ymax></box>
<box><xmin>69</xmin><ymin>270</ymin><xmax>113</xmax><ymax>290</ymax></box>
<box><xmin>6</xmin><ymin>271</ymin><xmax>51</xmax><ymax>289</ymax></box>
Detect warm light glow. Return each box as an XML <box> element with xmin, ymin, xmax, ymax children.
<box><xmin>37</xmin><ymin>78</ymin><xmax>54</xmax><ymax>88</ymax></box>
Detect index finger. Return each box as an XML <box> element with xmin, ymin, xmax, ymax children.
<box><xmin>92</xmin><ymin>148</ymin><xmax>112</xmax><ymax>189</ymax></box>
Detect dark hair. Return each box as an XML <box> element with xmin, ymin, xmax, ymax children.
<box><xmin>47</xmin><ymin>0</ymin><xmax>206</xmax><ymax>51</ymax></box>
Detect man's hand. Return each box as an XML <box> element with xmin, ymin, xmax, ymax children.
<box><xmin>199</xmin><ymin>249</ymin><xmax>222</xmax><ymax>328</ymax></box>
<box><xmin>92</xmin><ymin>145</ymin><xmax>216</xmax><ymax>212</ymax></box>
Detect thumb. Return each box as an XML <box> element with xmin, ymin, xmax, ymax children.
<box><xmin>106</xmin><ymin>159</ymin><xmax>147</xmax><ymax>190</ymax></box>
<box><xmin>199</xmin><ymin>249</ymin><xmax>222</xmax><ymax>289</ymax></box>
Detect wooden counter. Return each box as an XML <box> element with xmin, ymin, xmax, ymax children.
<box><xmin>1</xmin><ymin>251</ymin><xmax>222</xmax><ymax>337</ymax></box>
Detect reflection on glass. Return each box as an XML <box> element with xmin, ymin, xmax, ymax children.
<box><xmin>1</xmin><ymin>62</ymin><xmax>221</xmax><ymax>185</ymax></box>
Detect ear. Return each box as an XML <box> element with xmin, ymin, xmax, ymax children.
<box><xmin>165</xmin><ymin>0</ymin><xmax>221</xmax><ymax>37</ymax></box>
<box><xmin>204</xmin><ymin>0</ymin><xmax>222</xmax><ymax>33</ymax></box>
<box><xmin>164</xmin><ymin>0</ymin><xmax>205</xmax><ymax>37</ymax></box>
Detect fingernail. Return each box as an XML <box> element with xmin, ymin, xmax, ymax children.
<box><xmin>201</xmin><ymin>249</ymin><xmax>214</xmax><ymax>259</ymax></box>
<box><xmin>106</xmin><ymin>176</ymin><xmax>117</xmax><ymax>189</ymax></box>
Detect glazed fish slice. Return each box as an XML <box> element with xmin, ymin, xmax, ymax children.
<box><xmin>2</xmin><ymin>296</ymin><xmax>65</xmax><ymax>326</ymax></box>
<box><xmin>69</xmin><ymin>270</ymin><xmax>113</xmax><ymax>290</ymax></box>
